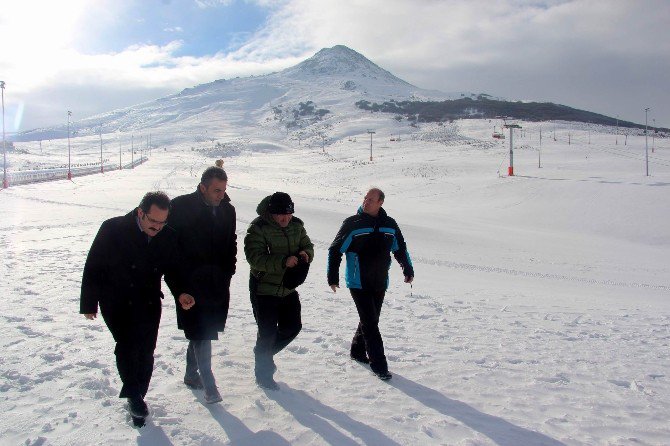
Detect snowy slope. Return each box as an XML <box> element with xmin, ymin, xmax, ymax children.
<box><xmin>1</xmin><ymin>116</ymin><xmax>669</xmax><ymax>445</ymax></box>
<box><xmin>14</xmin><ymin>45</ymin><xmax>463</xmax><ymax>144</ymax></box>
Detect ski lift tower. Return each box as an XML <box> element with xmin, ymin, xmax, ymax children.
<box><xmin>367</xmin><ymin>129</ymin><xmax>376</xmax><ymax>161</ymax></box>
<box><xmin>504</xmin><ymin>122</ymin><xmax>522</xmax><ymax>176</ymax></box>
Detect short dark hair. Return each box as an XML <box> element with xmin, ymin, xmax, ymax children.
<box><xmin>201</xmin><ymin>166</ymin><xmax>228</xmax><ymax>186</ymax></box>
<box><xmin>139</xmin><ymin>191</ymin><xmax>171</xmax><ymax>213</ymax></box>
<box><xmin>368</xmin><ymin>187</ymin><xmax>385</xmax><ymax>202</ymax></box>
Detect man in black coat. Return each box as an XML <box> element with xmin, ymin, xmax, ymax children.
<box><xmin>167</xmin><ymin>166</ymin><xmax>237</xmax><ymax>404</ymax></box>
<box><xmin>80</xmin><ymin>191</ymin><xmax>192</xmax><ymax>420</ymax></box>
<box><xmin>327</xmin><ymin>188</ymin><xmax>414</xmax><ymax>381</ymax></box>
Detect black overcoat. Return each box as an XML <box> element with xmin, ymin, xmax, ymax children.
<box><xmin>80</xmin><ymin>209</ymin><xmax>183</xmax><ymax>341</ymax></box>
<box><xmin>166</xmin><ymin>190</ymin><xmax>237</xmax><ymax>340</ymax></box>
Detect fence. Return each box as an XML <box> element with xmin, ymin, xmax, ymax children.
<box><xmin>6</xmin><ymin>157</ymin><xmax>147</xmax><ymax>187</ymax></box>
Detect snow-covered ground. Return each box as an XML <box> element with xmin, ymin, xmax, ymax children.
<box><xmin>1</xmin><ymin>119</ymin><xmax>669</xmax><ymax>445</ymax></box>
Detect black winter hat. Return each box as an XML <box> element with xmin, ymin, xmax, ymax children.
<box><xmin>268</xmin><ymin>192</ymin><xmax>294</xmax><ymax>214</ymax></box>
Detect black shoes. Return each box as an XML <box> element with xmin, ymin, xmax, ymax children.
<box><xmin>256</xmin><ymin>375</ymin><xmax>280</xmax><ymax>391</ymax></box>
<box><xmin>375</xmin><ymin>371</ymin><xmax>392</xmax><ymax>381</ymax></box>
<box><xmin>184</xmin><ymin>374</ymin><xmax>204</xmax><ymax>390</ymax></box>
<box><xmin>204</xmin><ymin>387</ymin><xmax>223</xmax><ymax>404</ymax></box>
<box><xmin>128</xmin><ymin>397</ymin><xmax>149</xmax><ymax>418</ymax></box>
<box><xmin>351</xmin><ymin>351</ymin><xmax>390</xmax><ymax>380</ymax></box>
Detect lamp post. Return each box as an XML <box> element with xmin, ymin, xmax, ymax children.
<box><xmin>67</xmin><ymin>111</ymin><xmax>72</xmax><ymax>180</ymax></box>
<box><xmin>644</xmin><ymin>108</ymin><xmax>650</xmax><ymax>176</ymax></box>
<box><xmin>367</xmin><ymin>130</ymin><xmax>375</xmax><ymax>161</ymax></box>
<box><xmin>99</xmin><ymin>123</ymin><xmax>103</xmax><ymax>173</ymax></box>
<box><xmin>1</xmin><ymin>80</ymin><xmax>7</xmax><ymax>189</ymax></box>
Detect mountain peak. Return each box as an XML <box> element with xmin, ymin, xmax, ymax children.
<box><xmin>281</xmin><ymin>45</ymin><xmax>412</xmax><ymax>86</ymax></box>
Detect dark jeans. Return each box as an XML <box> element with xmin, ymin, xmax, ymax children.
<box><xmin>250</xmin><ymin>279</ymin><xmax>302</xmax><ymax>378</ymax></box>
<box><xmin>185</xmin><ymin>340</ymin><xmax>217</xmax><ymax>391</ymax></box>
<box><xmin>102</xmin><ymin>301</ymin><xmax>161</xmax><ymax>399</ymax></box>
<box><xmin>350</xmin><ymin>288</ymin><xmax>388</xmax><ymax>374</ymax></box>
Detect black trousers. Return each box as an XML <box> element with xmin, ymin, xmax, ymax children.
<box><xmin>250</xmin><ymin>277</ymin><xmax>302</xmax><ymax>378</ymax></box>
<box><xmin>350</xmin><ymin>288</ymin><xmax>388</xmax><ymax>374</ymax></box>
<box><xmin>101</xmin><ymin>300</ymin><xmax>161</xmax><ymax>399</ymax></box>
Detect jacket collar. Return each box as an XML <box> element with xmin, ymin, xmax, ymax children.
<box><xmin>357</xmin><ymin>205</ymin><xmax>387</xmax><ymax>219</ymax></box>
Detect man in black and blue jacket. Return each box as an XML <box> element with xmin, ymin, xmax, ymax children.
<box><xmin>327</xmin><ymin>188</ymin><xmax>414</xmax><ymax>380</ymax></box>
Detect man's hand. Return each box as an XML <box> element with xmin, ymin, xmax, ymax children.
<box><xmin>298</xmin><ymin>251</ymin><xmax>309</xmax><ymax>263</ymax></box>
<box><xmin>404</xmin><ymin>276</ymin><xmax>414</xmax><ymax>284</ymax></box>
<box><xmin>179</xmin><ymin>293</ymin><xmax>195</xmax><ymax>310</ymax></box>
<box><xmin>84</xmin><ymin>313</ymin><xmax>97</xmax><ymax>320</ymax></box>
<box><xmin>285</xmin><ymin>256</ymin><xmax>299</xmax><ymax>268</ymax></box>
<box><xmin>330</xmin><ymin>284</ymin><xmax>339</xmax><ymax>293</ymax></box>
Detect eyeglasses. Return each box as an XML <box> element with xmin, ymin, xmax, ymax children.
<box><xmin>143</xmin><ymin>214</ymin><xmax>167</xmax><ymax>226</ymax></box>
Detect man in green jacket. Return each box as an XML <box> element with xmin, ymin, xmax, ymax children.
<box><xmin>244</xmin><ymin>192</ymin><xmax>314</xmax><ymax>390</ymax></box>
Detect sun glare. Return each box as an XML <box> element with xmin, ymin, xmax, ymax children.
<box><xmin>1</xmin><ymin>0</ymin><xmax>96</xmax><ymax>87</ymax></box>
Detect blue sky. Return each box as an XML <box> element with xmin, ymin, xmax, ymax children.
<box><xmin>76</xmin><ymin>0</ymin><xmax>269</xmax><ymax>57</ymax></box>
<box><xmin>1</xmin><ymin>0</ymin><xmax>668</xmax><ymax>131</ymax></box>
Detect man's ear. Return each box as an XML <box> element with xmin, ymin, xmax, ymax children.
<box><xmin>137</xmin><ymin>207</ymin><xmax>144</xmax><ymax>218</ymax></box>
<box><xmin>198</xmin><ymin>183</ymin><xmax>206</xmax><ymax>193</ymax></box>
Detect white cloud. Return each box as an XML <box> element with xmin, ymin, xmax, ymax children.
<box><xmin>225</xmin><ymin>0</ymin><xmax>670</xmax><ymax>125</ymax></box>
<box><xmin>2</xmin><ymin>0</ymin><xmax>669</xmax><ymax>130</ymax></box>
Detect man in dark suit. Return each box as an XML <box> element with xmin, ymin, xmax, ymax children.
<box><xmin>168</xmin><ymin>167</ymin><xmax>237</xmax><ymax>404</ymax></box>
<box><xmin>80</xmin><ymin>191</ymin><xmax>191</xmax><ymax>421</ymax></box>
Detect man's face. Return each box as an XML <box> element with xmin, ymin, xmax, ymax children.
<box><xmin>138</xmin><ymin>205</ymin><xmax>169</xmax><ymax>237</ymax></box>
<box><xmin>271</xmin><ymin>213</ymin><xmax>292</xmax><ymax>228</ymax></box>
<box><xmin>199</xmin><ymin>178</ymin><xmax>227</xmax><ymax>206</ymax></box>
<box><xmin>362</xmin><ymin>190</ymin><xmax>383</xmax><ymax>216</ymax></box>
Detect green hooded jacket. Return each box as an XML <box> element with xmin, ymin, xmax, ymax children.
<box><xmin>244</xmin><ymin>195</ymin><xmax>314</xmax><ymax>297</ymax></box>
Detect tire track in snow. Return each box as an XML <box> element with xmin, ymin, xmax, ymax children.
<box><xmin>413</xmin><ymin>256</ymin><xmax>670</xmax><ymax>291</ymax></box>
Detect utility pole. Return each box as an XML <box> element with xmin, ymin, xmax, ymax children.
<box><xmin>1</xmin><ymin>80</ymin><xmax>7</xmax><ymax>189</ymax></box>
<box><xmin>504</xmin><ymin>123</ymin><xmax>521</xmax><ymax>176</ymax></box>
<box><xmin>99</xmin><ymin>124</ymin><xmax>104</xmax><ymax>173</ymax></box>
<box><xmin>367</xmin><ymin>130</ymin><xmax>375</xmax><ymax>161</ymax></box>
<box><xmin>645</xmin><ymin>108</ymin><xmax>650</xmax><ymax>176</ymax></box>
<box><xmin>67</xmin><ymin>111</ymin><xmax>72</xmax><ymax>180</ymax></box>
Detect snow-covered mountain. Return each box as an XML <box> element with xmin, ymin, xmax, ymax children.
<box><xmin>280</xmin><ymin>45</ymin><xmax>414</xmax><ymax>89</ymax></box>
<box><xmin>15</xmin><ymin>45</ymin><xmax>458</xmax><ymax>143</ymax></box>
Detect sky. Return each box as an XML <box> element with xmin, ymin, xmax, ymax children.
<box><xmin>1</xmin><ymin>0</ymin><xmax>668</xmax><ymax>133</ymax></box>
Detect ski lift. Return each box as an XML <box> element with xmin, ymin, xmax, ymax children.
<box><xmin>492</xmin><ymin>125</ymin><xmax>505</xmax><ymax>139</ymax></box>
